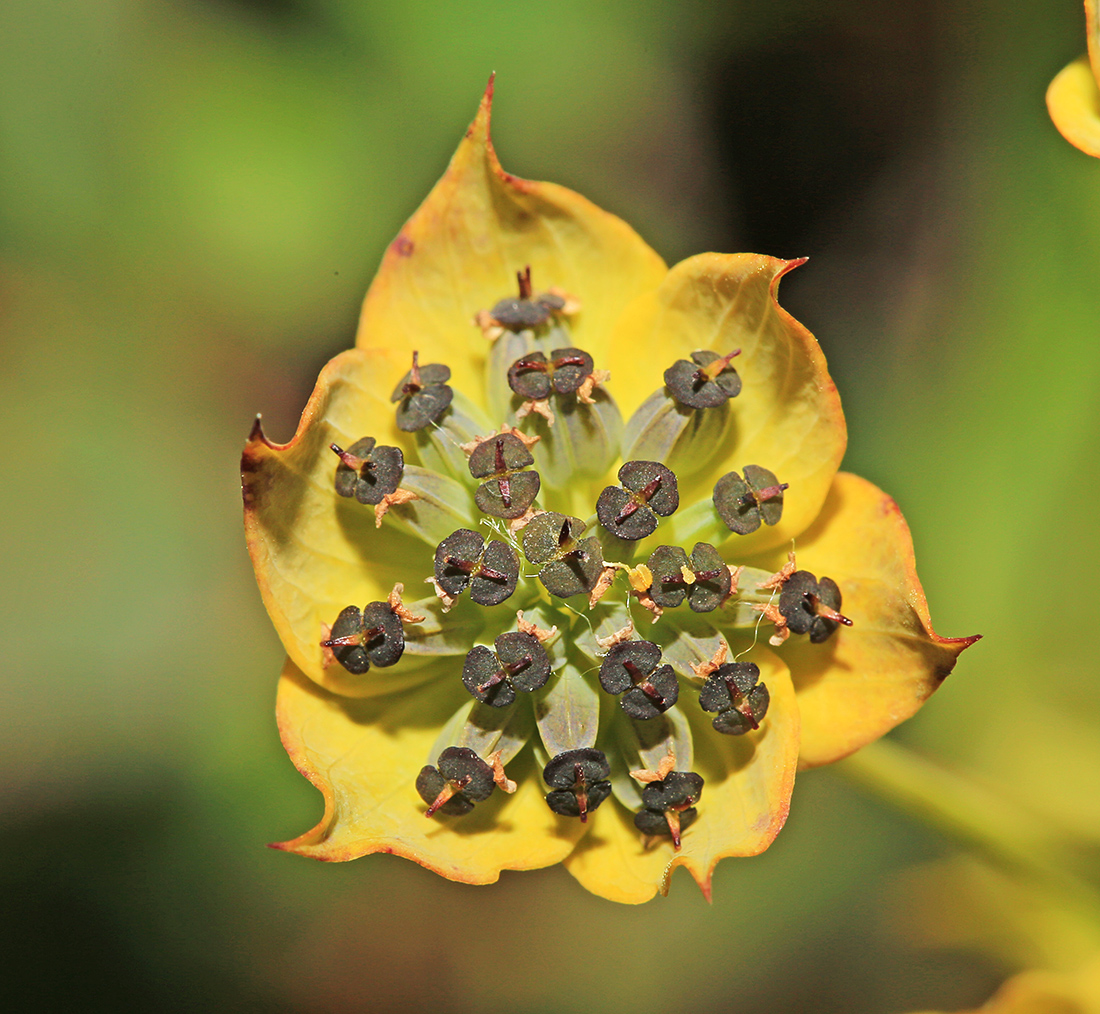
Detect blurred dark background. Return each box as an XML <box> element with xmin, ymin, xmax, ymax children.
<box><xmin>3</xmin><ymin>1</ymin><xmax>1098</xmax><ymax>1011</ymax></box>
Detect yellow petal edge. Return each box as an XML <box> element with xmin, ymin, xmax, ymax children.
<box><xmin>273</xmin><ymin>658</ymin><xmax>587</xmax><ymax>883</ymax></box>
<box><xmin>242</xmin><ymin>346</ymin><xmax>435</xmax><ymax>698</ymax></box>
<box><xmin>356</xmin><ymin>75</ymin><xmax>668</xmax><ymax>405</ymax></box>
<box><xmin>747</xmin><ymin>472</ymin><xmax>979</xmax><ymax>769</ymax></box>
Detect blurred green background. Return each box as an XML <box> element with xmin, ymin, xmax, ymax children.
<box><xmin>3</xmin><ymin>0</ymin><xmax>1098</xmax><ymax>1010</ymax></box>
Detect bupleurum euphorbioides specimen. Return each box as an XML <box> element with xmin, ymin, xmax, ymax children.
<box><xmin>242</xmin><ymin>80</ymin><xmax>978</xmax><ymax>904</ymax></box>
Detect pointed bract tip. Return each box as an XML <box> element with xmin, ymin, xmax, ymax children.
<box><xmin>248</xmin><ymin>414</ymin><xmax>264</xmax><ymax>442</ymax></box>
<box><xmin>775</xmin><ymin>257</ymin><xmax>809</xmax><ymax>285</ymax></box>
<box><xmin>468</xmin><ymin>73</ymin><xmax>495</xmax><ymax>140</ymax></box>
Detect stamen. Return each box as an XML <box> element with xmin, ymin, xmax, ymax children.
<box><xmin>740</xmin><ymin>482</ymin><xmax>789</xmax><ymax>506</ymax></box>
<box><xmin>403</xmin><ymin>350</ymin><xmax>423</xmax><ymax>394</ymax></box>
<box><xmin>714</xmin><ymin>467</ymin><xmax>787</xmax><ymax>534</ymax></box>
<box><xmin>696</xmin><ymin>348</ymin><xmax>741</xmax><ymax>382</ymax></box>
<box><xmin>424</xmin><ymin>778</ymin><xmax>465</xmax><ymax>818</ymax></box>
<box><xmin>502</xmin><ymin>653</ymin><xmax>533</xmax><ymax>677</ymax></box>
<box><xmin>665</xmin><ymin>349</ymin><xmax>743</xmax><ymax>408</ymax></box>
<box><xmin>468</xmin><ymin>432</ymin><xmax>540</xmax><ymax>520</ymax></box>
<box><xmin>614</xmin><ymin>499</ymin><xmax>641</xmax><ymax>525</ymax></box>
<box><xmin>664</xmin><ymin>809</ymin><xmax>683</xmax><ymax>849</ymax></box>
<box><xmin>330</xmin><ymin>443</ymin><xmax>368</xmax><ymax>471</ymax></box>
<box><xmin>515</xmin><ymin>610</ymin><xmax>558</xmax><ymax>643</ymax></box>
<box><xmin>597</xmin><ymin>461</ymin><xmax>679</xmax><ymax>541</ymax></box>
<box><xmin>627</xmin><ymin>564</ymin><xmax>653</xmax><ymax>593</ymax></box>
<box><xmin>462</xmin><ymin>633</ymin><xmax>550</xmax><ymax>705</ymax></box>
<box><xmin>543</xmin><ymin>748</ymin><xmax>612</xmax><ymax>820</ymax></box>
<box><xmin>486</xmin><ymin>750</ymin><xmax>517</xmax><ymax>794</ymax></box>
<box><xmin>809</xmin><ymin>595</ymin><xmax>853</xmax><ymax>626</ymax></box>
<box><xmin>517</xmin><ymin>265</ymin><xmax>532</xmax><ymax>301</ymax></box>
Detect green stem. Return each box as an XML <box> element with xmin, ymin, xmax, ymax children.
<box><xmin>837</xmin><ymin>739</ymin><xmax>1100</xmax><ymax>909</ymax></box>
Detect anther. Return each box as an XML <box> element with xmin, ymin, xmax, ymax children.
<box><xmin>520</xmin><ymin>511</ymin><xmax>605</xmax><ymax>599</ymax></box>
<box><xmin>714</xmin><ymin>465</ymin><xmax>787</xmax><ymax>534</ymax></box>
<box><xmin>598</xmin><ymin>640</ymin><xmax>679</xmax><ymax>719</ymax></box>
<box><xmin>416</xmin><ymin>747</ymin><xmax>496</xmax><ymax>818</ymax></box>
<box><xmin>434</xmin><ymin>529</ymin><xmax>520</xmax><ymax>607</ymax></box>
<box><xmin>332</xmin><ymin>437</ymin><xmax>405</xmax><ymax>506</ymax></box>
<box><xmin>664</xmin><ymin>349</ymin><xmax>743</xmax><ymax>409</ymax></box>
<box><xmin>698</xmin><ymin>662</ymin><xmax>771</xmax><ymax>735</ymax></box>
<box><xmin>320</xmin><ymin>601</ymin><xmax>407</xmax><ymax>674</ymax></box>
<box><xmin>596</xmin><ymin>461</ymin><xmax>679</xmax><ymax>541</ymax></box>
<box><xmin>543</xmin><ymin>748</ymin><xmax>612</xmax><ymax>821</ymax></box>
<box><xmin>633</xmin><ymin>771</ymin><xmax>705</xmax><ymax>849</ymax></box>
<box><xmin>462</xmin><ymin>632</ymin><xmax>550</xmax><ymax>706</ymax></box>
<box><xmin>468</xmin><ymin>432</ymin><xmax>540</xmax><ymax>520</ymax></box>
<box><xmin>778</xmin><ymin>571</ymin><xmax>851</xmax><ymax>643</ymax></box>
<box><xmin>390</xmin><ymin>352</ymin><xmax>453</xmax><ymax>431</ymax></box>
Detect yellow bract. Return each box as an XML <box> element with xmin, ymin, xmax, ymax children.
<box><xmin>244</xmin><ymin>80</ymin><xmax>974</xmax><ymax>902</ymax></box>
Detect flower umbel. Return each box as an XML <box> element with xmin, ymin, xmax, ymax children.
<box><xmin>242</xmin><ymin>80</ymin><xmax>977</xmax><ymax>904</ymax></box>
